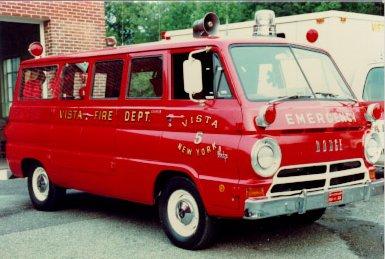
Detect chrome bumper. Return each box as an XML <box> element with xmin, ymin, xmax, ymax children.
<box><xmin>244</xmin><ymin>179</ymin><xmax>384</xmax><ymax>219</ymax></box>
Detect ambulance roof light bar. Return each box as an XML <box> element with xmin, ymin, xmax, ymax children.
<box><xmin>253</xmin><ymin>10</ymin><xmax>277</xmax><ymax>37</ymax></box>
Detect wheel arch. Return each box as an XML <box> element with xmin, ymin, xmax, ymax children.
<box><xmin>21</xmin><ymin>158</ymin><xmax>44</xmax><ymax>177</ymax></box>
<box><xmin>153</xmin><ymin>170</ymin><xmax>198</xmax><ymax>204</ymax></box>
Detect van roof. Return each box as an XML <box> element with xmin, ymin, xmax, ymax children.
<box><xmin>22</xmin><ymin>36</ymin><xmax>328</xmax><ymax>66</ymax></box>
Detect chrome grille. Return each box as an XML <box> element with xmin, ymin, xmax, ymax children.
<box><xmin>268</xmin><ymin>159</ymin><xmax>369</xmax><ymax>197</ymax></box>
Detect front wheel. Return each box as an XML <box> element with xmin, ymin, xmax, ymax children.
<box><xmin>28</xmin><ymin>166</ymin><xmax>66</xmax><ymax>211</ymax></box>
<box><xmin>158</xmin><ymin>177</ymin><xmax>215</xmax><ymax>250</ymax></box>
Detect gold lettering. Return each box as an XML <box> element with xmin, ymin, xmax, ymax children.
<box><xmin>205</xmin><ymin>116</ymin><xmax>211</xmax><ymax>124</ymax></box>
<box><xmin>187</xmin><ymin>148</ymin><xmax>192</xmax><ymax>155</ymax></box>
<box><xmin>144</xmin><ymin>111</ymin><xmax>150</xmax><ymax>122</ymax></box>
<box><xmin>206</xmin><ymin>145</ymin><xmax>211</xmax><ymax>154</ymax></box>
<box><xmin>108</xmin><ymin>111</ymin><xmax>113</xmax><ymax>121</ymax></box>
<box><xmin>196</xmin><ymin>115</ymin><xmax>202</xmax><ymax>123</ymax></box>
<box><xmin>131</xmin><ymin>111</ymin><xmax>136</xmax><ymax>121</ymax></box>
<box><xmin>211</xmin><ymin>120</ymin><xmax>218</xmax><ymax>128</ymax></box>
<box><xmin>124</xmin><ymin>111</ymin><xmax>130</xmax><ymax>121</ymax></box>
<box><xmin>178</xmin><ymin>143</ymin><xmax>183</xmax><ymax>150</ymax></box>
<box><xmin>59</xmin><ymin>110</ymin><xmax>64</xmax><ymax>119</ymax></box>
<box><xmin>137</xmin><ymin>111</ymin><xmax>143</xmax><ymax>121</ymax></box>
<box><xmin>77</xmin><ymin>110</ymin><xmax>83</xmax><ymax>120</ymax></box>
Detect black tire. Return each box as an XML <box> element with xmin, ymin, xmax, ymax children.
<box><xmin>158</xmin><ymin>177</ymin><xmax>215</xmax><ymax>250</ymax></box>
<box><xmin>289</xmin><ymin>208</ymin><xmax>326</xmax><ymax>225</ymax></box>
<box><xmin>27</xmin><ymin>166</ymin><xmax>66</xmax><ymax>211</ymax></box>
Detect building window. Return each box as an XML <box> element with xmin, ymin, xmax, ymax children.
<box><xmin>2</xmin><ymin>58</ymin><xmax>20</xmax><ymax>117</ymax></box>
<box><xmin>128</xmin><ymin>56</ymin><xmax>163</xmax><ymax>98</ymax></box>
<box><xmin>91</xmin><ymin>60</ymin><xmax>123</xmax><ymax>99</ymax></box>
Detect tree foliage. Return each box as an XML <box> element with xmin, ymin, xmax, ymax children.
<box><xmin>105</xmin><ymin>1</ymin><xmax>384</xmax><ymax>45</ymax></box>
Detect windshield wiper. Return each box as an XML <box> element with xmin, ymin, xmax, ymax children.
<box><xmin>268</xmin><ymin>94</ymin><xmax>313</xmax><ymax>104</ymax></box>
<box><xmin>314</xmin><ymin>92</ymin><xmax>358</xmax><ymax>103</ymax></box>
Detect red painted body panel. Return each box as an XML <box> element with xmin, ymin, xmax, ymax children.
<box><xmin>5</xmin><ymin>37</ymin><xmax>372</xmax><ymax>219</ymax></box>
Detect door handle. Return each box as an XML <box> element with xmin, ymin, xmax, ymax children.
<box><xmin>166</xmin><ymin>114</ymin><xmax>185</xmax><ymax>120</ymax></box>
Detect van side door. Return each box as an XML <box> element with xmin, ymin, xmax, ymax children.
<box><xmin>114</xmin><ymin>51</ymin><xmax>168</xmax><ymax>202</ymax></box>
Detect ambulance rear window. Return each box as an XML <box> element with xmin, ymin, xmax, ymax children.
<box><xmin>20</xmin><ymin>66</ymin><xmax>58</xmax><ymax>100</ymax></box>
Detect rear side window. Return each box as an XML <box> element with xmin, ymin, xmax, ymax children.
<box><xmin>92</xmin><ymin>60</ymin><xmax>124</xmax><ymax>99</ymax></box>
<box><xmin>128</xmin><ymin>56</ymin><xmax>163</xmax><ymax>98</ymax></box>
<box><xmin>61</xmin><ymin>62</ymin><xmax>89</xmax><ymax>100</ymax></box>
<box><xmin>363</xmin><ymin>67</ymin><xmax>384</xmax><ymax>101</ymax></box>
<box><xmin>20</xmin><ymin>66</ymin><xmax>58</xmax><ymax>100</ymax></box>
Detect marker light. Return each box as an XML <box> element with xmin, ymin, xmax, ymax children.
<box><xmin>160</xmin><ymin>31</ymin><xmax>171</xmax><ymax>40</ymax></box>
<box><xmin>364</xmin><ymin>131</ymin><xmax>382</xmax><ymax>164</ymax></box>
<box><xmin>365</xmin><ymin>103</ymin><xmax>383</xmax><ymax>122</ymax></box>
<box><xmin>251</xmin><ymin>138</ymin><xmax>282</xmax><ymax>178</ymax></box>
<box><xmin>105</xmin><ymin>36</ymin><xmax>117</xmax><ymax>47</ymax></box>
<box><xmin>256</xmin><ymin>104</ymin><xmax>276</xmax><ymax>127</ymax></box>
<box><xmin>306</xmin><ymin>29</ymin><xmax>318</xmax><ymax>43</ymax></box>
<box><xmin>28</xmin><ymin>42</ymin><xmax>43</xmax><ymax>57</ymax></box>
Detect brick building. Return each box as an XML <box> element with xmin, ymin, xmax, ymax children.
<box><xmin>0</xmin><ymin>1</ymin><xmax>106</xmax><ymax>118</ymax></box>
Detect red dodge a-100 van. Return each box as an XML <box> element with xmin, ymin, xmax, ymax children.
<box><xmin>5</xmin><ymin>12</ymin><xmax>384</xmax><ymax>250</ymax></box>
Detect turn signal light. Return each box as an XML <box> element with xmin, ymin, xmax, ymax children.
<box><xmin>246</xmin><ymin>185</ymin><xmax>270</xmax><ymax>198</ymax></box>
<box><xmin>369</xmin><ymin>166</ymin><xmax>376</xmax><ymax>181</ymax></box>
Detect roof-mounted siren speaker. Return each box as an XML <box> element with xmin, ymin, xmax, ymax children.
<box><xmin>253</xmin><ymin>10</ymin><xmax>277</xmax><ymax>37</ymax></box>
<box><xmin>193</xmin><ymin>12</ymin><xmax>220</xmax><ymax>38</ymax></box>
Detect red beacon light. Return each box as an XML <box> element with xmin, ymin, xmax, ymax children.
<box><xmin>256</xmin><ymin>104</ymin><xmax>277</xmax><ymax>127</ymax></box>
<box><xmin>306</xmin><ymin>29</ymin><xmax>318</xmax><ymax>43</ymax></box>
<box><xmin>28</xmin><ymin>42</ymin><xmax>44</xmax><ymax>58</ymax></box>
<box><xmin>365</xmin><ymin>103</ymin><xmax>383</xmax><ymax>122</ymax></box>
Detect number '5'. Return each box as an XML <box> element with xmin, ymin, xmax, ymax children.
<box><xmin>194</xmin><ymin>131</ymin><xmax>203</xmax><ymax>144</ymax></box>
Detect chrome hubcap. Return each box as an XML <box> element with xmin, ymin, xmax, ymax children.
<box><xmin>167</xmin><ymin>190</ymin><xmax>199</xmax><ymax>237</ymax></box>
<box><xmin>31</xmin><ymin>167</ymin><xmax>50</xmax><ymax>202</ymax></box>
<box><xmin>36</xmin><ymin>174</ymin><xmax>48</xmax><ymax>193</ymax></box>
<box><xmin>176</xmin><ymin>200</ymin><xmax>194</xmax><ymax>225</ymax></box>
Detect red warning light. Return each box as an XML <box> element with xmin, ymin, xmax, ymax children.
<box><xmin>28</xmin><ymin>42</ymin><xmax>44</xmax><ymax>57</ymax></box>
<box><xmin>306</xmin><ymin>29</ymin><xmax>318</xmax><ymax>43</ymax></box>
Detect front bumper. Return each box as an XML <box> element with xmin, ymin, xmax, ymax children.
<box><xmin>244</xmin><ymin>179</ymin><xmax>384</xmax><ymax>219</ymax></box>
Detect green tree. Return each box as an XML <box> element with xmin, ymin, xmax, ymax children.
<box><xmin>105</xmin><ymin>1</ymin><xmax>384</xmax><ymax>45</ymax></box>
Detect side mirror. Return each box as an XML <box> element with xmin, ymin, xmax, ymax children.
<box><xmin>183</xmin><ymin>58</ymin><xmax>203</xmax><ymax>96</ymax></box>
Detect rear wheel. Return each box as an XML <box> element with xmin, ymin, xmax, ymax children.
<box><xmin>28</xmin><ymin>166</ymin><xmax>66</xmax><ymax>211</ymax></box>
<box><xmin>158</xmin><ymin>177</ymin><xmax>215</xmax><ymax>250</ymax></box>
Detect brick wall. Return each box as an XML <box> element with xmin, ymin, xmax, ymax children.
<box><xmin>0</xmin><ymin>1</ymin><xmax>105</xmax><ymax>55</ymax></box>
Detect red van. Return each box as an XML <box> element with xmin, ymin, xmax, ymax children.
<box><xmin>5</xmin><ymin>12</ymin><xmax>384</xmax><ymax>250</ymax></box>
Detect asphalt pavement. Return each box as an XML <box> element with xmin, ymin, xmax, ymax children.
<box><xmin>0</xmin><ymin>178</ymin><xmax>383</xmax><ymax>259</ymax></box>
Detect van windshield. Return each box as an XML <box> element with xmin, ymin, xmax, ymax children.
<box><xmin>230</xmin><ymin>45</ymin><xmax>354</xmax><ymax>101</ymax></box>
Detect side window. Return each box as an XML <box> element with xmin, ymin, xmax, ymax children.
<box><xmin>61</xmin><ymin>62</ymin><xmax>89</xmax><ymax>100</ymax></box>
<box><xmin>172</xmin><ymin>51</ymin><xmax>232</xmax><ymax>99</ymax></box>
<box><xmin>363</xmin><ymin>67</ymin><xmax>384</xmax><ymax>101</ymax></box>
<box><xmin>92</xmin><ymin>60</ymin><xmax>124</xmax><ymax>99</ymax></box>
<box><xmin>128</xmin><ymin>56</ymin><xmax>163</xmax><ymax>98</ymax></box>
<box><xmin>20</xmin><ymin>66</ymin><xmax>58</xmax><ymax>100</ymax></box>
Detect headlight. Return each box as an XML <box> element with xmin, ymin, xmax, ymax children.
<box><xmin>251</xmin><ymin>138</ymin><xmax>282</xmax><ymax>177</ymax></box>
<box><xmin>364</xmin><ymin>131</ymin><xmax>382</xmax><ymax>164</ymax></box>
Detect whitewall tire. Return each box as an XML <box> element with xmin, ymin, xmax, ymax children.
<box><xmin>159</xmin><ymin>177</ymin><xmax>215</xmax><ymax>250</ymax></box>
<box><xmin>28</xmin><ymin>166</ymin><xmax>66</xmax><ymax>211</ymax></box>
